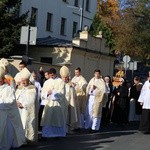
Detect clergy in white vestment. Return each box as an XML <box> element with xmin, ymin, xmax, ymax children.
<box><xmin>71</xmin><ymin>67</ymin><xmax>87</xmax><ymax>128</ymax></box>
<box><xmin>60</xmin><ymin>66</ymin><xmax>79</xmax><ymax>133</ymax></box>
<box><xmin>0</xmin><ymin>66</ymin><xmax>25</xmax><ymax>150</ymax></box>
<box><xmin>30</xmin><ymin>71</ymin><xmax>42</xmax><ymax>109</ymax></box>
<box><xmin>15</xmin><ymin>67</ymin><xmax>38</xmax><ymax>142</ymax></box>
<box><xmin>85</xmin><ymin>69</ymin><xmax>107</xmax><ymax>131</ymax></box>
<box><xmin>0</xmin><ymin>58</ymin><xmax>15</xmax><ymax>89</ymax></box>
<box><xmin>41</xmin><ymin>68</ymin><xmax>67</xmax><ymax>138</ymax></box>
<box><xmin>14</xmin><ymin>61</ymin><xmax>27</xmax><ymax>88</ymax></box>
<box><xmin>138</xmin><ymin>76</ymin><xmax>150</xmax><ymax>134</ymax></box>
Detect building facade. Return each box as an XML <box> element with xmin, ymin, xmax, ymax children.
<box><xmin>27</xmin><ymin>31</ymin><xmax>115</xmax><ymax>81</ymax></box>
<box><xmin>20</xmin><ymin>0</ymin><xmax>97</xmax><ymax>41</ymax></box>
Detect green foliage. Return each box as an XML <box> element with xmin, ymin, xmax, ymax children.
<box><xmin>90</xmin><ymin>14</ymin><xmax>115</xmax><ymax>52</ymax></box>
<box><xmin>0</xmin><ymin>0</ymin><xmax>28</xmax><ymax>57</ymax></box>
<box><xmin>89</xmin><ymin>15</ymin><xmax>101</xmax><ymax>36</ymax></box>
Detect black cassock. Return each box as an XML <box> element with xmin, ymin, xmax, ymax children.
<box><xmin>129</xmin><ymin>84</ymin><xmax>143</xmax><ymax>115</ymax></box>
<box><xmin>111</xmin><ymin>84</ymin><xmax>129</xmax><ymax>125</ymax></box>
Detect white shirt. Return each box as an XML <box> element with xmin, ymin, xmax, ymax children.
<box><xmin>138</xmin><ymin>80</ymin><xmax>150</xmax><ymax>109</ymax></box>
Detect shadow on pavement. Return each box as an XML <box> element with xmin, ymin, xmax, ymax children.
<box><xmin>18</xmin><ymin>122</ymin><xmax>139</xmax><ymax>150</ymax></box>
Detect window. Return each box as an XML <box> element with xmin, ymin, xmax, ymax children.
<box><xmin>62</xmin><ymin>0</ymin><xmax>67</xmax><ymax>2</ymax></box>
<box><xmin>41</xmin><ymin>57</ymin><xmax>52</xmax><ymax>64</ymax></box>
<box><xmin>72</xmin><ymin>22</ymin><xmax>78</xmax><ymax>37</ymax></box>
<box><xmin>31</xmin><ymin>7</ymin><xmax>38</xmax><ymax>26</ymax></box>
<box><xmin>46</xmin><ymin>13</ymin><xmax>53</xmax><ymax>31</ymax></box>
<box><xmin>60</xmin><ymin>17</ymin><xmax>66</xmax><ymax>35</ymax></box>
<box><xmin>85</xmin><ymin>0</ymin><xmax>90</xmax><ymax>11</ymax></box>
<box><xmin>74</xmin><ymin>0</ymin><xmax>79</xmax><ymax>7</ymax></box>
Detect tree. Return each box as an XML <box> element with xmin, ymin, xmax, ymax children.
<box><xmin>99</xmin><ymin>0</ymin><xmax>120</xmax><ymax>26</ymax></box>
<box><xmin>0</xmin><ymin>0</ymin><xmax>28</xmax><ymax>57</ymax></box>
<box><xmin>90</xmin><ymin>14</ymin><xmax>115</xmax><ymax>51</ymax></box>
<box><xmin>133</xmin><ymin>0</ymin><xmax>150</xmax><ymax>62</ymax></box>
<box><xmin>116</xmin><ymin>0</ymin><xmax>150</xmax><ymax>62</ymax></box>
<box><xmin>91</xmin><ymin>0</ymin><xmax>150</xmax><ymax>63</ymax></box>
<box><xmin>90</xmin><ymin>0</ymin><xmax>120</xmax><ymax>53</ymax></box>
<box><xmin>114</xmin><ymin>11</ymin><xmax>139</xmax><ymax>57</ymax></box>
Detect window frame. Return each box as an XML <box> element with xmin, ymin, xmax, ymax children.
<box><xmin>74</xmin><ymin>0</ymin><xmax>79</xmax><ymax>7</ymax></box>
<box><xmin>46</xmin><ymin>12</ymin><xmax>53</xmax><ymax>32</ymax></box>
<box><xmin>85</xmin><ymin>0</ymin><xmax>90</xmax><ymax>12</ymax></box>
<box><xmin>72</xmin><ymin>21</ymin><xmax>78</xmax><ymax>37</ymax></box>
<box><xmin>60</xmin><ymin>17</ymin><xmax>67</xmax><ymax>36</ymax></box>
<box><xmin>31</xmin><ymin>7</ymin><xmax>38</xmax><ymax>26</ymax></box>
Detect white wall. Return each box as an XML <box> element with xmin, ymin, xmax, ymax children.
<box><xmin>71</xmin><ymin>49</ymin><xmax>114</xmax><ymax>81</ymax></box>
<box><xmin>20</xmin><ymin>0</ymin><xmax>97</xmax><ymax>40</ymax></box>
<box><xmin>27</xmin><ymin>46</ymin><xmax>114</xmax><ymax>82</ymax></box>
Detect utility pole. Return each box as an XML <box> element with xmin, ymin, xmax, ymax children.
<box><xmin>25</xmin><ymin>25</ymin><xmax>31</xmax><ymax>56</ymax></box>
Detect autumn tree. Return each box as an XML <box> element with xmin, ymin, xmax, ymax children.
<box><xmin>92</xmin><ymin>0</ymin><xmax>150</xmax><ymax>63</ymax></box>
<box><xmin>133</xmin><ymin>0</ymin><xmax>150</xmax><ymax>62</ymax></box>
<box><xmin>114</xmin><ymin>11</ymin><xmax>138</xmax><ymax>57</ymax></box>
<box><xmin>90</xmin><ymin>0</ymin><xmax>120</xmax><ymax>53</ymax></box>
<box><xmin>115</xmin><ymin>0</ymin><xmax>150</xmax><ymax>62</ymax></box>
<box><xmin>0</xmin><ymin>0</ymin><xmax>28</xmax><ymax>57</ymax></box>
<box><xmin>99</xmin><ymin>0</ymin><xmax>120</xmax><ymax>26</ymax></box>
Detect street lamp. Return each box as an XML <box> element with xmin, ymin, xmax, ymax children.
<box><xmin>67</xmin><ymin>0</ymin><xmax>84</xmax><ymax>31</ymax></box>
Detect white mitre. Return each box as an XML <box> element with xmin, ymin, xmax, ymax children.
<box><xmin>14</xmin><ymin>72</ymin><xmax>21</xmax><ymax>83</ymax></box>
<box><xmin>0</xmin><ymin>58</ymin><xmax>9</xmax><ymax>67</ymax></box>
<box><xmin>60</xmin><ymin>65</ymin><xmax>70</xmax><ymax>77</ymax></box>
<box><xmin>19</xmin><ymin>67</ymin><xmax>31</xmax><ymax>79</ymax></box>
<box><xmin>0</xmin><ymin>66</ymin><xmax>5</xmax><ymax>78</ymax></box>
<box><xmin>0</xmin><ymin>58</ymin><xmax>9</xmax><ymax>69</ymax></box>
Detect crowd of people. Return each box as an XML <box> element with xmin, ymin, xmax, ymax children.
<box><xmin>0</xmin><ymin>58</ymin><xmax>150</xmax><ymax>150</ymax></box>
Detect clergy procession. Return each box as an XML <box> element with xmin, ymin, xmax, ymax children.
<box><xmin>0</xmin><ymin>58</ymin><xmax>150</xmax><ymax>150</ymax></box>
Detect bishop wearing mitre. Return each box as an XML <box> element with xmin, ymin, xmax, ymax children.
<box><xmin>15</xmin><ymin>67</ymin><xmax>38</xmax><ymax>142</ymax></box>
<box><xmin>60</xmin><ymin>66</ymin><xmax>79</xmax><ymax>133</ymax></box>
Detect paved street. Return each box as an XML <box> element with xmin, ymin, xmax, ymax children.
<box><xmin>19</xmin><ymin>122</ymin><xmax>150</xmax><ymax>150</ymax></box>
